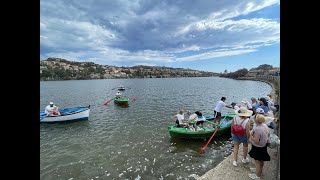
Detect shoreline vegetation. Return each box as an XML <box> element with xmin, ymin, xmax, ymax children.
<box><xmin>40</xmin><ymin>58</ymin><xmax>279</xmax><ymax>83</ymax></box>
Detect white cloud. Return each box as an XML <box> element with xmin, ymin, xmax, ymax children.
<box><xmin>40</xmin><ymin>0</ymin><xmax>280</xmax><ymax>65</ymax></box>
<box><xmin>176</xmin><ymin>49</ymin><xmax>257</xmax><ymax>62</ymax></box>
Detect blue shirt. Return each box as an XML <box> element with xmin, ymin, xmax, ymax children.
<box><xmin>255</xmin><ymin>104</ymin><xmax>269</xmax><ymax>113</ymax></box>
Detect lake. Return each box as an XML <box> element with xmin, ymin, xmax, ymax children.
<box><xmin>40</xmin><ymin>77</ymin><xmax>272</xmax><ymax>180</ymax></box>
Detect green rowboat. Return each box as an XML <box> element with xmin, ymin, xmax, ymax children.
<box><xmin>168</xmin><ymin>114</ymin><xmax>234</xmax><ymax>139</ymax></box>
<box><xmin>113</xmin><ymin>96</ymin><xmax>130</xmax><ymax>104</ymax></box>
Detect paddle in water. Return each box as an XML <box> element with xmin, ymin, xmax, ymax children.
<box><xmin>198</xmin><ymin>116</ymin><xmax>228</xmax><ymax>154</ymax></box>
<box><xmin>129</xmin><ymin>97</ymin><xmax>137</xmax><ymax>101</ymax></box>
<box><xmin>103</xmin><ymin>98</ymin><xmax>114</xmax><ymax>106</ymax></box>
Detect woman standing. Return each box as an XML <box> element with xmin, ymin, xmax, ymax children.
<box><xmin>231</xmin><ymin>107</ymin><xmax>252</xmax><ymax>167</ymax></box>
<box><xmin>248</xmin><ymin>114</ymin><xmax>270</xmax><ymax>180</ymax></box>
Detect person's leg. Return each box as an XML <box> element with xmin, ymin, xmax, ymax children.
<box><xmin>255</xmin><ymin>160</ymin><xmax>263</xmax><ymax>177</ymax></box>
<box><xmin>233</xmin><ymin>142</ymin><xmax>240</xmax><ymax>162</ymax></box>
<box><xmin>243</xmin><ymin>143</ymin><xmax>248</xmax><ymax>159</ymax></box>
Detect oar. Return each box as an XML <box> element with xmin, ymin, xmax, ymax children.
<box><xmin>104</xmin><ymin>98</ymin><xmax>114</xmax><ymax>106</ymax></box>
<box><xmin>198</xmin><ymin>116</ymin><xmax>228</xmax><ymax>154</ymax></box>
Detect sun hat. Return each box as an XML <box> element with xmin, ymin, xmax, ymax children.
<box><xmin>235</xmin><ymin>107</ymin><xmax>253</xmax><ymax>117</ymax></box>
<box><xmin>49</xmin><ymin>102</ymin><xmax>54</xmax><ymax>105</ymax></box>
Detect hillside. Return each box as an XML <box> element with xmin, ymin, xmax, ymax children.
<box><xmin>40</xmin><ymin>58</ymin><xmax>220</xmax><ymax>80</ymax></box>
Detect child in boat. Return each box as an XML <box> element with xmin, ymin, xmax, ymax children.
<box><xmin>174</xmin><ymin>109</ymin><xmax>188</xmax><ymax>128</ymax></box>
<box><xmin>193</xmin><ymin>111</ymin><xmax>206</xmax><ymax>131</ymax></box>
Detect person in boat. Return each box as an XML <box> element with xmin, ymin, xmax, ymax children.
<box><xmin>213</xmin><ymin>97</ymin><xmax>227</xmax><ymax>124</ymax></box>
<box><xmin>44</xmin><ymin>102</ymin><xmax>60</xmax><ymax>116</ymax></box>
<box><xmin>193</xmin><ymin>111</ymin><xmax>206</xmax><ymax>131</ymax></box>
<box><xmin>248</xmin><ymin>114</ymin><xmax>270</xmax><ymax>179</ymax></box>
<box><xmin>231</xmin><ymin>107</ymin><xmax>252</xmax><ymax>167</ymax></box>
<box><xmin>174</xmin><ymin>109</ymin><xmax>188</xmax><ymax>128</ymax></box>
<box><xmin>115</xmin><ymin>91</ymin><xmax>122</xmax><ymax>99</ymax></box>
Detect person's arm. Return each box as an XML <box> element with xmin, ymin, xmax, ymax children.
<box><xmin>246</xmin><ymin>120</ymin><xmax>251</xmax><ymax>139</ymax></box>
<box><xmin>231</xmin><ymin>117</ymin><xmax>235</xmax><ymax>135</ymax></box>
<box><xmin>250</xmin><ymin>130</ymin><xmax>260</xmax><ymax>144</ymax></box>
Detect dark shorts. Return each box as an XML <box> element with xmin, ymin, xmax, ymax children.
<box><xmin>214</xmin><ymin>110</ymin><xmax>221</xmax><ymax>118</ymax></box>
<box><xmin>196</xmin><ymin>121</ymin><xmax>205</xmax><ymax>126</ymax></box>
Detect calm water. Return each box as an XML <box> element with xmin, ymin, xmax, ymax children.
<box><xmin>40</xmin><ymin>77</ymin><xmax>271</xmax><ymax>180</ymax></box>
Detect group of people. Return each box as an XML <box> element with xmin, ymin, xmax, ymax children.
<box><xmin>173</xmin><ymin>110</ymin><xmax>207</xmax><ymax>131</ymax></box>
<box><xmin>173</xmin><ymin>95</ymin><xmax>279</xmax><ymax>180</ymax></box>
<box><xmin>215</xmin><ymin>96</ymin><xmax>278</xmax><ymax>180</ymax></box>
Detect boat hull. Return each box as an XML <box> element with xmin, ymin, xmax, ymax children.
<box><xmin>168</xmin><ymin>116</ymin><xmax>233</xmax><ymax>139</ymax></box>
<box><xmin>114</xmin><ymin>96</ymin><xmax>130</xmax><ymax>104</ymax></box>
<box><xmin>40</xmin><ymin>107</ymin><xmax>90</xmax><ymax>123</ymax></box>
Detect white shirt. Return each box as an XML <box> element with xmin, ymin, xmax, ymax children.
<box><xmin>176</xmin><ymin>114</ymin><xmax>185</xmax><ymax>125</ymax></box>
<box><xmin>214</xmin><ymin>100</ymin><xmax>226</xmax><ymax>112</ymax></box>
<box><xmin>45</xmin><ymin>105</ymin><xmax>56</xmax><ymax>114</ymax></box>
<box><xmin>116</xmin><ymin>92</ymin><xmax>121</xmax><ymax>96</ymax></box>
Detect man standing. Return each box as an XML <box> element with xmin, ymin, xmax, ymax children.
<box><xmin>214</xmin><ymin>97</ymin><xmax>227</xmax><ymax>124</ymax></box>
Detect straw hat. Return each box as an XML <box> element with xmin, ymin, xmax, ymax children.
<box><xmin>235</xmin><ymin>107</ymin><xmax>253</xmax><ymax>117</ymax></box>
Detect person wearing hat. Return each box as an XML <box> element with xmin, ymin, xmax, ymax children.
<box><xmin>44</xmin><ymin>102</ymin><xmax>60</xmax><ymax>116</ymax></box>
<box><xmin>231</xmin><ymin>107</ymin><xmax>253</xmax><ymax>167</ymax></box>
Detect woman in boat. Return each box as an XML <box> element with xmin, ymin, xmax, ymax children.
<box><xmin>231</xmin><ymin>107</ymin><xmax>252</xmax><ymax>167</ymax></box>
<box><xmin>174</xmin><ymin>109</ymin><xmax>188</xmax><ymax>128</ymax></box>
<box><xmin>193</xmin><ymin>111</ymin><xmax>206</xmax><ymax>131</ymax></box>
<box><xmin>248</xmin><ymin>114</ymin><xmax>270</xmax><ymax>179</ymax></box>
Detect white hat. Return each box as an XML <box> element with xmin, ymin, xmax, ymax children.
<box><xmin>235</xmin><ymin>107</ymin><xmax>253</xmax><ymax>117</ymax></box>
<box><xmin>49</xmin><ymin>102</ymin><xmax>54</xmax><ymax>105</ymax></box>
<box><xmin>256</xmin><ymin>108</ymin><xmax>265</xmax><ymax>114</ymax></box>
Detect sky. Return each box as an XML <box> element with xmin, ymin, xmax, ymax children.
<box><xmin>40</xmin><ymin>0</ymin><xmax>280</xmax><ymax>73</ymax></box>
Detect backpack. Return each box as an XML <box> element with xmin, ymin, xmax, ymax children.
<box><xmin>232</xmin><ymin>117</ymin><xmax>246</xmax><ymax>136</ymax></box>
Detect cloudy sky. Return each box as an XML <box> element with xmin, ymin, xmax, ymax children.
<box><xmin>40</xmin><ymin>0</ymin><xmax>280</xmax><ymax>73</ymax></box>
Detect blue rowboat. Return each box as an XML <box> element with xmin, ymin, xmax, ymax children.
<box><xmin>40</xmin><ymin>106</ymin><xmax>90</xmax><ymax>123</ymax></box>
